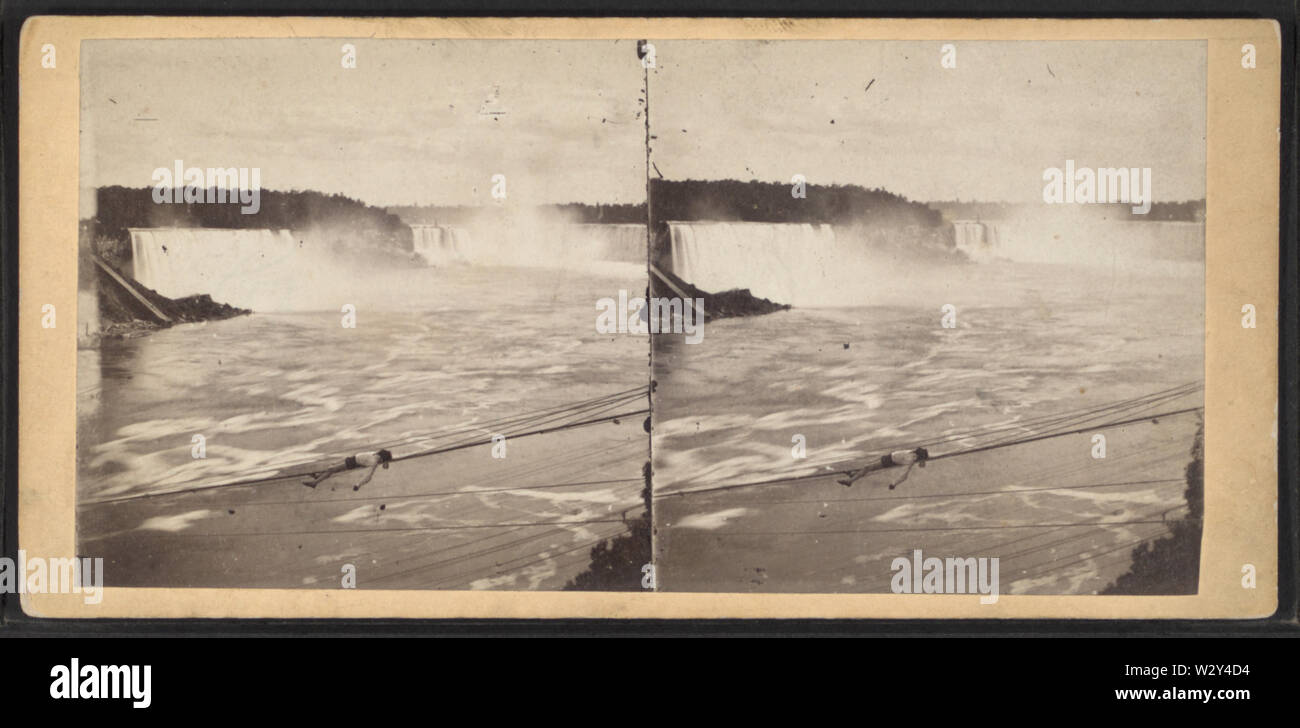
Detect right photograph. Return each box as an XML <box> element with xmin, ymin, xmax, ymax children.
<box><xmin>648</xmin><ymin>40</ymin><xmax>1207</xmax><ymax>596</ymax></box>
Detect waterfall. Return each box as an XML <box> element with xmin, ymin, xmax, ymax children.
<box><xmin>410</xmin><ymin>225</ymin><xmax>473</xmax><ymax>266</ymax></box>
<box><xmin>666</xmin><ymin>221</ymin><xmax>841</xmax><ymax>306</ymax></box>
<box><xmin>411</xmin><ymin>222</ymin><xmax>645</xmax><ymax>273</ymax></box>
<box><xmin>130</xmin><ymin>227</ymin><xmax>302</xmax><ymax>309</ymax></box>
<box><xmin>952</xmin><ymin>220</ymin><xmax>993</xmax><ymax>261</ymax></box>
<box><xmin>951</xmin><ymin>219</ymin><xmax>1204</xmax><ymax>265</ymax></box>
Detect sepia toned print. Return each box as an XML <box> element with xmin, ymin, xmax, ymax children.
<box><xmin>648</xmin><ymin>40</ymin><xmax>1207</xmax><ymax>597</ymax></box>
<box><xmin>76</xmin><ymin>39</ymin><xmax>652</xmax><ymax>591</ymax></box>
<box><xmin>15</xmin><ymin>17</ymin><xmax>1278</xmax><ymax>618</ymax></box>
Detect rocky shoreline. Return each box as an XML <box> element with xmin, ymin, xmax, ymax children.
<box><xmin>650</xmin><ymin>264</ymin><xmax>792</xmax><ymax>322</ymax></box>
<box><xmin>91</xmin><ymin>261</ymin><xmax>251</xmax><ymax>341</ymax></box>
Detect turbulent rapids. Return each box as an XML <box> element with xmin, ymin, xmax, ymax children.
<box><xmin>78</xmin><ymin>260</ymin><xmax>650</xmax><ymax>591</ymax></box>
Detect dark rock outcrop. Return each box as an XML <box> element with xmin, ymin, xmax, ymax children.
<box><xmin>94</xmin><ymin>262</ymin><xmax>250</xmax><ymax>340</ymax></box>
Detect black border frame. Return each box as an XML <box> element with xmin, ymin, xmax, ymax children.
<box><xmin>1</xmin><ymin>0</ymin><xmax>1294</xmax><ymax>637</ymax></box>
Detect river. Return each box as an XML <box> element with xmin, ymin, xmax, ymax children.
<box><xmin>77</xmin><ymin>263</ymin><xmax>650</xmax><ymax>590</ymax></box>
<box><xmin>652</xmin><ymin>259</ymin><xmax>1204</xmax><ymax>595</ymax></box>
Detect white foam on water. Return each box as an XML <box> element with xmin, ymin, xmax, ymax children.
<box><xmin>136</xmin><ymin>509</ymin><xmax>214</xmax><ymax>532</ymax></box>
<box><xmin>675</xmin><ymin>507</ymin><xmax>753</xmax><ymax>530</ymax></box>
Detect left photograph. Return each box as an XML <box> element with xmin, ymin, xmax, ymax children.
<box><xmin>75</xmin><ymin>39</ymin><xmax>652</xmax><ymax>590</ymax></box>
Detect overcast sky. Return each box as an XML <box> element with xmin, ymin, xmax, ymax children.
<box><xmin>81</xmin><ymin>39</ymin><xmax>648</xmax><ymax>209</ymax></box>
<box><xmin>81</xmin><ymin>38</ymin><xmax>1205</xmax><ymax>210</ymax></box>
<box><xmin>651</xmin><ymin>40</ymin><xmax>1206</xmax><ymax>203</ymax></box>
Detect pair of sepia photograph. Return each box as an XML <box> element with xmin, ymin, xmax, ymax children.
<box><xmin>72</xmin><ymin>36</ymin><xmax>1209</xmax><ymax>601</ymax></box>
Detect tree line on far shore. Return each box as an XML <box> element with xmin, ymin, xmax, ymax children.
<box><xmin>89</xmin><ymin>185</ymin><xmax>412</xmax><ymax>253</ymax></box>
<box><xmin>90</xmin><ymin>180</ymin><xmax>1201</xmax><ymax>266</ymax></box>
<box><xmin>931</xmin><ymin>199</ymin><xmax>1206</xmax><ymax>223</ymax></box>
<box><xmin>649</xmin><ymin>178</ymin><xmax>944</xmax><ymax>228</ymax></box>
<box><xmin>389</xmin><ymin>201</ymin><xmax>647</xmax><ymax>226</ymax></box>
<box><xmin>90</xmin><ymin>178</ymin><xmax>950</xmax><ymax>243</ymax></box>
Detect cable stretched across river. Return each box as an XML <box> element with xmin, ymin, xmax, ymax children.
<box><xmin>85</xmin><ymin>385</ymin><xmax>650</xmax><ymax>505</ymax></box>
<box><xmin>657</xmin><ymin>383</ymin><xmax>1203</xmax><ymax>499</ymax></box>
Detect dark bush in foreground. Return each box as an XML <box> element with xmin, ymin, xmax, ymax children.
<box><xmin>565</xmin><ymin>461</ymin><xmax>653</xmax><ymax>591</ymax></box>
<box><xmin>1102</xmin><ymin>419</ymin><xmax>1203</xmax><ymax>595</ymax></box>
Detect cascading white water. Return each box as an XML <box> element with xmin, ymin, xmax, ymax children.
<box><xmin>952</xmin><ymin>219</ymin><xmax>1204</xmax><ymax>265</ymax></box>
<box><xmin>667</xmin><ymin>221</ymin><xmax>842</xmax><ymax>306</ymax></box>
<box><xmin>127</xmin><ymin>223</ymin><xmax>648</xmax><ymax>314</ymax></box>
<box><xmin>410</xmin><ymin>225</ymin><xmax>473</xmax><ymax>266</ymax></box>
<box><xmin>952</xmin><ymin>220</ymin><xmax>992</xmax><ymax>260</ymax></box>
<box><xmin>410</xmin><ymin>222</ymin><xmax>645</xmax><ymax>272</ymax></box>
<box><xmin>130</xmin><ymin>227</ymin><xmax>307</xmax><ymax>310</ymax></box>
